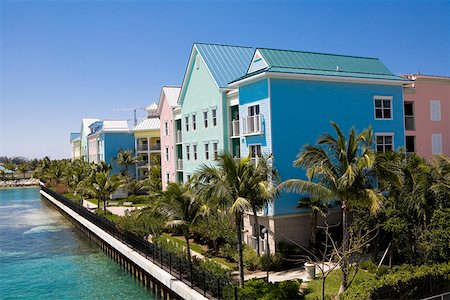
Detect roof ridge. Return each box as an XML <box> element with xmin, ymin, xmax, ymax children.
<box><xmin>269</xmin><ymin>65</ymin><xmax>395</xmax><ymax>76</ymax></box>
<box><xmin>194</xmin><ymin>42</ymin><xmax>253</xmax><ymax>49</ymax></box>
<box><xmin>258</xmin><ymin>47</ymin><xmax>379</xmax><ymax>60</ymax></box>
<box><xmin>162</xmin><ymin>85</ymin><xmax>181</xmax><ymax>88</ymax></box>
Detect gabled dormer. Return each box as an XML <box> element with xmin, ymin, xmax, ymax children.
<box><xmin>247</xmin><ymin>49</ymin><xmax>269</xmax><ymax>74</ymax></box>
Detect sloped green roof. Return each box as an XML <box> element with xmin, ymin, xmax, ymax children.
<box><xmin>233</xmin><ymin>48</ymin><xmax>407</xmax><ymax>83</ymax></box>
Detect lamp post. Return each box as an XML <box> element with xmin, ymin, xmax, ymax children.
<box><xmin>261</xmin><ymin>227</ymin><xmax>269</xmax><ymax>282</ymax></box>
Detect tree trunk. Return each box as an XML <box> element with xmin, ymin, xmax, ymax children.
<box><xmin>322</xmin><ymin>277</ymin><xmax>326</xmax><ymax>300</ymax></box>
<box><xmin>103</xmin><ymin>199</ymin><xmax>107</xmax><ymax>212</ymax></box>
<box><xmin>252</xmin><ymin>205</ymin><xmax>260</xmax><ymax>256</ymax></box>
<box><xmin>311</xmin><ymin>211</ymin><xmax>318</xmax><ymax>250</ymax></box>
<box><xmin>339</xmin><ymin>201</ymin><xmax>349</xmax><ymax>295</ymax></box>
<box><xmin>185</xmin><ymin>235</ymin><xmax>192</xmax><ymax>263</ymax></box>
<box><xmin>235</xmin><ymin>213</ymin><xmax>245</xmax><ymax>287</ymax></box>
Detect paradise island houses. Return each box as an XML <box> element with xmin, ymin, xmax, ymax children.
<box><xmin>157</xmin><ymin>86</ymin><xmax>181</xmax><ymax>190</ymax></box>
<box><xmin>229</xmin><ymin>48</ymin><xmax>411</xmax><ymax>253</ymax></box>
<box><xmin>133</xmin><ymin>103</ymin><xmax>161</xmax><ymax>179</ymax></box>
<box><xmin>177</xmin><ymin>43</ymin><xmax>254</xmax><ymax>182</ymax></box>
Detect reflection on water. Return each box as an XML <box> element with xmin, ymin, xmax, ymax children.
<box><xmin>0</xmin><ymin>187</ymin><xmax>155</xmax><ymax>299</ymax></box>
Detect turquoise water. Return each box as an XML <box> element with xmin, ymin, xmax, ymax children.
<box><xmin>0</xmin><ymin>187</ymin><xmax>155</xmax><ymax>299</ymax></box>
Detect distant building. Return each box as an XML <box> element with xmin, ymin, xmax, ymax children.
<box><xmin>132</xmin><ymin>104</ymin><xmax>161</xmax><ymax>179</ymax></box>
<box><xmin>403</xmin><ymin>74</ymin><xmax>450</xmax><ymax>157</ymax></box>
<box><xmin>157</xmin><ymin>86</ymin><xmax>181</xmax><ymax>190</ymax></box>
<box><xmin>70</xmin><ymin>132</ymin><xmax>81</xmax><ymax>160</ymax></box>
<box><xmin>86</xmin><ymin>120</ymin><xmax>135</xmax><ymax>175</ymax></box>
<box><xmin>80</xmin><ymin>118</ymin><xmax>100</xmax><ymax>161</ymax></box>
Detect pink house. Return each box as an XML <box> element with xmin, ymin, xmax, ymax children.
<box><xmin>403</xmin><ymin>74</ymin><xmax>450</xmax><ymax>158</ymax></box>
<box><xmin>157</xmin><ymin>86</ymin><xmax>181</xmax><ymax>190</ymax></box>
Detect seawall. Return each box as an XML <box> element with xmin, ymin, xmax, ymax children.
<box><xmin>40</xmin><ymin>188</ymin><xmax>210</xmax><ymax>300</ymax></box>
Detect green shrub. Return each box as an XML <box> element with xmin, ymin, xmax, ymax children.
<box><xmin>360</xmin><ymin>260</ymin><xmax>377</xmax><ymax>273</ymax></box>
<box><xmin>343</xmin><ymin>262</ymin><xmax>450</xmax><ymax>300</ymax></box>
<box><xmin>259</xmin><ymin>253</ymin><xmax>284</xmax><ymax>271</ymax></box>
<box><xmin>125</xmin><ymin>194</ymin><xmax>150</xmax><ymax>204</ymax></box>
<box><xmin>242</xmin><ymin>246</ymin><xmax>260</xmax><ymax>271</ymax></box>
<box><xmin>224</xmin><ymin>278</ymin><xmax>302</xmax><ymax>300</ymax></box>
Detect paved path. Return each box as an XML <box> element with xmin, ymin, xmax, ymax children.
<box><xmin>106</xmin><ymin>206</ymin><xmax>139</xmax><ymax>216</ymax></box>
<box><xmin>244</xmin><ymin>262</ymin><xmax>336</xmax><ymax>283</ymax></box>
<box><xmin>83</xmin><ymin>200</ymin><xmax>97</xmax><ymax>209</ymax></box>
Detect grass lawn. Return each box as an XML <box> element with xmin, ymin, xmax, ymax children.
<box><xmin>304</xmin><ymin>268</ymin><xmax>375</xmax><ymax>300</ymax></box>
<box><xmin>161</xmin><ymin>233</ymin><xmax>207</xmax><ymax>255</ymax></box>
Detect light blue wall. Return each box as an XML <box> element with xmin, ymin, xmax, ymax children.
<box><xmin>269</xmin><ymin>78</ymin><xmax>405</xmax><ymax>215</ymax></box>
<box><xmin>103</xmin><ymin>132</ymin><xmax>136</xmax><ymax>175</ymax></box>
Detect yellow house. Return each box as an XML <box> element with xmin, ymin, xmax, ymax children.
<box><xmin>133</xmin><ymin>103</ymin><xmax>161</xmax><ymax>179</ymax></box>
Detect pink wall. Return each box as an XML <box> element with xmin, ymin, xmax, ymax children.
<box><xmin>404</xmin><ymin>75</ymin><xmax>450</xmax><ymax>158</ymax></box>
<box><xmin>159</xmin><ymin>87</ymin><xmax>180</xmax><ymax>190</ymax></box>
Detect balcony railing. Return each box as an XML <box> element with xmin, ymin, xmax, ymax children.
<box><xmin>149</xmin><ymin>144</ymin><xmax>161</xmax><ymax>151</ymax></box>
<box><xmin>176</xmin><ymin>130</ymin><xmax>182</xmax><ymax>144</ymax></box>
<box><xmin>230</xmin><ymin>120</ymin><xmax>240</xmax><ymax>137</ymax></box>
<box><xmin>136</xmin><ymin>160</ymin><xmax>149</xmax><ymax>167</ymax></box>
<box><xmin>242</xmin><ymin>115</ymin><xmax>262</xmax><ymax>135</ymax></box>
<box><xmin>137</xmin><ymin>144</ymin><xmax>161</xmax><ymax>151</ymax></box>
<box><xmin>137</xmin><ymin>144</ymin><xmax>148</xmax><ymax>151</ymax></box>
<box><xmin>405</xmin><ymin>116</ymin><xmax>415</xmax><ymax>131</ymax></box>
<box><xmin>176</xmin><ymin>159</ymin><xmax>183</xmax><ymax>171</ymax></box>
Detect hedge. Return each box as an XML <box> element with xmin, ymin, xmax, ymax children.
<box><xmin>343</xmin><ymin>262</ymin><xmax>450</xmax><ymax>299</ymax></box>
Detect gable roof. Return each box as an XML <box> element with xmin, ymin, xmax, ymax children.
<box><xmin>157</xmin><ymin>86</ymin><xmax>181</xmax><ymax>114</ymax></box>
<box><xmin>132</xmin><ymin>117</ymin><xmax>160</xmax><ymax>132</ymax></box>
<box><xmin>232</xmin><ymin>48</ymin><xmax>407</xmax><ymax>83</ymax></box>
<box><xmin>70</xmin><ymin>132</ymin><xmax>80</xmax><ymax>142</ymax></box>
<box><xmin>178</xmin><ymin>43</ymin><xmax>254</xmax><ymax>104</ymax></box>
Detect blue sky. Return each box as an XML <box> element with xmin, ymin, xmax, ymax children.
<box><xmin>1</xmin><ymin>0</ymin><xmax>449</xmax><ymax>159</ymax></box>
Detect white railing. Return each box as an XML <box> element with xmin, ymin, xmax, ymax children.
<box><xmin>230</xmin><ymin>120</ymin><xmax>240</xmax><ymax>137</ymax></box>
<box><xmin>149</xmin><ymin>144</ymin><xmax>161</xmax><ymax>151</ymax></box>
<box><xmin>176</xmin><ymin>159</ymin><xmax>183</xmax><ymax>171</ymax></box>
<box><xmin>242</xmin><ymin>115</ymin><xmax>262</xmax><ymax>135</ymax></box>
<box><xmin>137</xmin><ymin>144</ymin><xmax>148</xmax><ymax>151</ymax></box>
<box><xmin>176</xmin><ymin>131</ymin><xmax>182</xmax><ymax>144</ymax></box>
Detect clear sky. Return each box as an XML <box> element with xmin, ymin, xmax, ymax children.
<box><xmin>1</xmin><ymin>0</ymin><xmax>449</xmax><ymax>159</ymax></box>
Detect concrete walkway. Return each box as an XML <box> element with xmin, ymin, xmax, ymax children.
<box><xmin>83</xmin><ymin>200</ymin><xmax>97</xmax><ymax>209</ymax></box>
<box><xmin>106</xmin><ymin>206</ymin><xmax>138</xmax><ymax>216</ymax></box>
<box><xmin>244</xmin><ymin>262</ymin><xmax>336</xmax><ymax>283</ymax></box>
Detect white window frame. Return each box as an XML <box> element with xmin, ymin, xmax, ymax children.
<box><xmin>213</xmin><ymin>141</ymin><xmax>219</xmax><ymax>160</ymax></box>
<box><xmin>185</xmin><ymin>115</ymin><xmax>189</xmax><ymax>132</ymax></box>
<box><xmin>430</xmin><ymin>100</ymin><xmax>441</xmax><ymax>121</ymax></box>
<box><xmin>432</xmin><ymin>134</ymin><xmax>443</xmax><ymax>155</ymax></box>
<box><xmin>204</xmin><ymin>142</ymin><xmax>210</xmax><ymax>160</ymax></box>
<box><xmin>165</xmin><ymin>147</ymin><xmax>170</xmax><ymax>161</ymax></box>
<box><xmin>193</xmin><ymin>144</ymin><xmax>198</xmax><ymax>160</ymax></box>
<box><xmin>249</xmin><ymin>144</ymin><xmax>262</xmax><ymax>158</ymax></box>
<box><xmin>164</xmin><ymin>121</ymin><xmax>169</xmax><ymax>136</ymax></box>
<box><xmin>166</xmin><ymin>172</ymin><xmax>170</xmax><ymax>184</ymax></box>
<box><xmin>203</xmin><ymin>110</ymin><xmax>209</xmax><ymax>128</ymax></box>
<box><xmin>375</xmin><ymin>133</ymin><xmax>394</xmax><ymax>153</ymax></box>
<box><xmin>191</xmin><ymin>114</ymin><xmax>197</xmax><ymax>131</ymax></box>
<box><xmin>212</xmin><ymin>107</ymin><xmax>217</xmax><ymax>127</ymax></box>
<box><xmin>248</xmin><ymin>104</ymin><xmax>260</xmax><ymax>117</ymax></box>
<box><xmin>186</xmin><ymin>145</ymin><xmax>190</xmax><ymax>160</ymax></box>
<box><xmin>374</xmin><ymin>96</ymin><xmax>393</xmax><ymax>120</ymax></box>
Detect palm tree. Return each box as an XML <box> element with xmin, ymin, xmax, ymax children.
<box><xmin>297</xmin><ymin>197</ymin><xmax>328</xmax><ymax>250</ymax></box>
<box><xmin>157</xmin><ymin>182</ymin><xmax>206</xmax><ymax>262</ymax></box>
<box><xmin>430</xmin><ymin>155</ymin><xmax>450</xmax><ymax>201</ymax></box>
<box><xmin>91</xmin><ymin>171</ymin><xmax>120</xmax><ymax>212</ymax></box>
<box><xmin>17</xmin><ymin>164</ymin><xmax>28</xmax><ymax>179</ymax></box>
<box><xmin>115</xmin><ymin>149</ymin><xmax>139</xmax><ymax>175</ymax></box>
<box><xmin>197</xmin><ymin>153</ymin><xmax>273</xmax><ymax>287</ymax></box>
<box><xmin>279</xmin><ymin>122</ymin><xmax>390</xmax><ymax>294</ymax></box>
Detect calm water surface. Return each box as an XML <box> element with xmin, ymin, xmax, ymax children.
<box><xmin>0</xmin><ymin>187</ymin><xmax>155</xmax><ymax>299</ymax></box>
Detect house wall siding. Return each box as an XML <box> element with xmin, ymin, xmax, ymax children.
<box><xmin>104</xmin><ymin>132</ymin><xmax>135</xmax><ymax>175</ymax></box>
<box><xmin>269</xmin><ymin>78</ymin><xmax>405</xmax><ymax>215</ymax></box>
<box><xmin>159</xmin><ymin>98</ymin><xmax>177</xmax><ymax>190</ymax></box>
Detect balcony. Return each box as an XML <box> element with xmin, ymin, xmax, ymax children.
<box><xmin>405</xmin><ymin>115</ymin><xmax>415</xmax><ymax>131</ymax></box>
<box><xmin>137</xmin><ymin>144</ymin><xmax>161</xmax><ymax>152</ymax></box>
<box><xmin>242</xmin><ymin>115</ymin><xmax>262</xmax><ymax>135</ymax></box>
<box><xmin>136</xmin><ymin>160</ymin><xmax>149</xmax><ymax>167</ymax></box>
<box><xmin>176</xmin><ymin>159</ymin><xmax>183</xmax><ymax>171</ymax></box>
<box><xmin>176</xmin><ymin>130</ymin><xmax>182</xmax><ymax>144</ymax></box>
<box><xmin>230</xmin><ymin>120</ymin><xmax>240</xmax><ymax>137</ymax></box>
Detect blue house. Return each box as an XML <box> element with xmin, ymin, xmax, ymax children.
<box><xmin>86</xmin><ymin>120</ymin><xmax>135</xmax><ymax>175</ymax></box>
<box><xmin>229</xmin><ymin>48</ymin><xmax>411</xmax><ymax>252</ymax></box>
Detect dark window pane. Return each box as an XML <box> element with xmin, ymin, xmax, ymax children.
<box><xmin>384</xmin><ymin>109</ymin><xmax>391</xmax><ymax>118</ymax></box>
<box><xmin>383</xmin><ymin>100</ymin><xmax>391</xmax><ymax>108</ymax></box>
<box><xmin>385</xmin><ymin>145</ymin><xmax>393</xmax><ymax>152</ymax></box>
<box><xmin>376</xmin><ymin>109</ymin><xmax>383</xmax><ymax>118</ymax></box>
<box><xmin>404</xmin><ymin>103</ymin><xmax>413</xmax><ymax>115</ymax></box>
<box><xmin>375</xmin><ymin>99</ymin><xmax>382</xmax><ymax>107</ymax></box>
<box><xmin>377</xmin><ymin>136</ymin><xmax>384</xmax><ymax>144</ymax></box>
<box><xmin>377</xmin><ymin>145</ymin><xmax>384</xmax><ymax>153</ymax></box>
<box><xmin>406</xmin><ymin>136</ymin><xmax>415</xmax><ymax>152</ymax></box>
<box><xmin>385</xmin><ymin>136</ymin><xmax>392</xmax><ymax>144</ymax></box>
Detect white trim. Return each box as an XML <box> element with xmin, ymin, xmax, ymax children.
<box><xmin>247</xmin><ymin>50</ymin><xmax>269</xmax><ymax>74</ymax></box>
<box><xmin>373</xmin><ymin>96</ymin><xmax>394</xmax><ymax>120</ymax></box>
<box><xmin>229</xmin><ymin>71</ymin><xmax>411</xmax><ymax>88</ymax></box>
<box><xmin>375</xmin><ymin>132</ymin><xmax>395</xmax><ymax>153</ymax></box>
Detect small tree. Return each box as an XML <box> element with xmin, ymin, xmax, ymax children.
<box><xmin>115</xmin><ymin>149</ymin><xmax>139</xmax><ymax>175</ymax></box>
<box><xmin>91</xmin><ymin>171</ymin><xmax>120</xmax><ymax>211</ymax></box>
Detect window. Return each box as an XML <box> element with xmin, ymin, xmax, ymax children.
<box><xmin>193</xmin><ymin>144</ymin><xmax>198</xmax><ymax>160</ymax></box>
<box><xmin>166</xmin><ymin>172</ymin><xmax>170</xmax><ymax>184</ymax></box>
<box><xmin>376</xmin><ymin>135</ymin><xmax>393</xmax><ymax>153</ymax></box>
<box><xmin>165</xmin><ymin>147</ymin><xmax>170</xmax><ymax>161</ymax></box>
<box><xmin>203</xmin><ymin>111</ymin><xmax>208</xmax><ymax>128</ymax></box>
<box><xmin>404</xmin><ymin>102</ymin><xmax>415</xmax><ymax>130</ymax></box>
<box><xmin>186</xmin><ymin>145</ymin><xmax>190</xmax><ymax>160</ymax></box>
<box><xmin>430</xmin><ymin>100</ymin><xmax>441</xmax><ymax>121</ymax></box>
<box><xmin>212</xmin><ymin>108</ymin><xmax>217</xmax><ymax>126</ymax></box>
<box><xmin>406</xmin><ymin>136</ymin><xmax>415</xmax><ymax>153</ymax></box>
<box><xmin>250</xmin><ymin>144</ymin><xmax>262</xmax><ymax>158</ymax></box>
<box><xmin>192</xmin><ymin>114</ymin><xmax>197</xmax><ymax>130</ymax></box>
<box><xmin>432</xmin><ymin>134</ymin><xmax>442</xmax><ymax>154</ymax></box>
<box><xmin>164</xmin><ymin>121</ymin><xmax>169</xmax><ymax>136</ymax></box>
<box><xmin>204</xmin><ymin>143</ymin><xmax>210</xmax><ymax>160</ymax></box>
<box><xmin>248</xmin><ymin>105</ymin><xmax>260</xmax><ymax>116</ymax></box>
<box><xmin>213</xmin><ymin>142</ymin><xmax>218</xmax><ymax>159</ymax></box>
<box><xmin>185</xmin><ymin>116</ymin><xmax>189</xmax><ymax>132</ymax></box>
<box><xmin>187</xmin><ymin>174</ymin><xmax>191</xmax><ymax>181</ymax></box>
<box><xmin>374</xmin><ymin>97</ymin><xmax>392</xmax><ymax>119</ymax></box>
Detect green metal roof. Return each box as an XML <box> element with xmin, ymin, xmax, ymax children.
<box><xmin>233</xmin><ymin>48</ymin><xmax>407</xmax><ymax>83</ymax></box>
